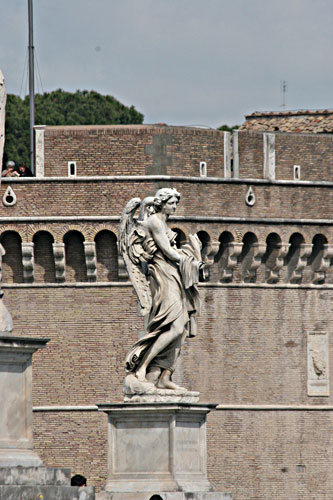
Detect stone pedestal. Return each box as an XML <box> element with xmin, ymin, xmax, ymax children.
<box><xmin>0</xmin><ymin>466</ymin><xmax>95</xmax><ymax>500</ymax></box>
<box><xmin>97</xmin><ymin>403</ymin><xmax>231</xmax><ymax>499</ymax></box>
<box><xmin>0</xmin><ymin>335</ymin><xmax>96</xmax><ymax>499</ymax></box>
<box><xmin>0</xmin><ymin>336</ymin><xmax>49</xmax><ymax>467</ymax></box>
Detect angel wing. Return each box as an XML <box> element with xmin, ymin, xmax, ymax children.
<box><xmin>118</xmin><ymin>198</ymin><xmax>152</xmax><ymax>317</ymax></box>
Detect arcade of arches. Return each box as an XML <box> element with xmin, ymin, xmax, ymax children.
<box><xmin>1</xmin><ymin>226</ymin><xmax>333</xmax><ymax>286</ymax></box>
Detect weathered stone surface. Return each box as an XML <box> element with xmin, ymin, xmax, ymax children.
<box><xmin>120</xmin><ymin>190</ymin><xmax>203</xmax><ymax>395</ymax></box>
<box><xmin>97</xmin><ymin>403</ymin><xmax>217</xmax><ymax>494</ymax></box>
<box><xmin>124</xmin><ymin>375</ymin><xmax>200</xmax><ymax>403</ymax></box>
<box><xmin>0</xmin><ymin>485</ymin><xmax>95</xmax><ymax>500</ymax></box>
<box><xmin>0</xmin><ymin>336</ymin><xmax>49</xmax><ymax>466</ymax></box>
<box><xmin>307</xmin><ymin>331</ymin><xmax>329</xmax><ymax>396</ymax></box>
<box><xmin>0</xmin><ymin>466</ymin><xmax>71</xmax><ymax>485</ymax></box>
<box><xmin>0</xmin><ymin>298</ymin><xmax>13</xmax><ymax>335</ymax></box>
<box><xmin>0</xmin><ymin>68</ymin><xmax>5</xmax><ymax>168</ymax></box>
<box><xmin>96</xmin><ymin>492</ymin><xmax>231</xmax><ymax>500</ymax></box>
<box><xmin>34</xmin><ymin>125</ymin><xmax>45</xmax><ymax>177</ymax></box>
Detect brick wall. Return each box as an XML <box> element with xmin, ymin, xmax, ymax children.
<box><xmin>275</xmin><ymin>133</ymin><xmax>333</xmax><ymax>181</ymax></box>
<box><xmin>237</xmin><ymin>130</ymin><xmax>333</xmax><ymax>181</ymax></box>
<box><xmin>207</xmin><ymin>410</ymin><xmax>333</xmax><ymax>500</ymax></box>
<box><xmin>237</xmin><ymin>130</ymin><xmax>264</xmax><ymax>179</ymax></box>
<box><xmin>2</xmin><ymin>124</ymin><xmax>333</xmax><ymax>499</ymax></box>
<box><xmin>33</xmin><ymin>231</ymin><xmax>55</xmax><ymax>282</ymax></box>
<box><xmin>3</xmin><ymin>285</ymin><xmax>333</xmax><ymax>498</ymax></box>
<box><xmin>43</xmin><ymin>125</ymin><xmax>225</xmax><ymax>178</ymax></box>
<box><xmin>1</xmin><ymin>178</ymin><xmax>333</xmax><ymax>220</ymax></box>
<box><xmin>1</xmin><ymin>231</ymin><xmax>23</xmax><ymax>282</ymax></box>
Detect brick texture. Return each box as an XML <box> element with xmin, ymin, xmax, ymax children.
<box><xmin>43</xmin><ymin>125</ymin><xmax>225</xmax><ymax>178</ymax></box>
<box><xmin>237</xmin><ymin>130</ymin><xmax>333</xmax><ymax>181</ymax></box>
<box><xmin>1</xmin><ymin>125</ymin><xmax>333</xmax><ymax>499</ymax></box>
<box><xmin>2</xmin><ymin>179</ymin><xmax>333</xmax><ymax>220</ymax></box>
<box><xmin>2</xmin><ymin>285</ymin><xmax>333</xmax><ymax>497</ymax></box>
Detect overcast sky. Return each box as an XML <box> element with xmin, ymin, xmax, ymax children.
<box><xmin>1</xmin><ymin>0</ymin><xmax>332</xmax><ymax>127</ymax></box>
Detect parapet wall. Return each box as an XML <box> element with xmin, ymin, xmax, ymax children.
<box><xmin>35</xmin><ymin>124</ymin><xmax>333</xmax><ymax>183</ymax></box>
<box><xmin>2</xmin><ymin>176</ymin><xmax>333</xmax><ymax>219</ymax></box>
<box><xmin>236</xmin><ymin>130</ymin><xmax>333</xmax><ymax>181</ymax></box>
<box><xmin>41</xmin><ymin>125</ymin><xmax>226</xmax><ymax>178</ymax></box>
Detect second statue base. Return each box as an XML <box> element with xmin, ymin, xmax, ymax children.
<box><xmin>97</xmin><ymin>402</ymin><xmax>230</xmax><ymax>497</ymax></box>
<box><xmin>96</xmin><ymin>492</ymin><xmax>232</xmax><ymax>499</ymax></box>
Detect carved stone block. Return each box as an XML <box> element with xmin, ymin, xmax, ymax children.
<box><xmin>84</xmin><ymin>242</ymin><xmax>97</xmax><ymax>282</ymax></box>
<box><xmin>307</xmin><ymin>332</ymin><xmax>329</xmax><ymax>397</ymax></box>
<box><xmin>0</xmin><ymin>69</ymin><xmax>5</xmax><ymax>167</ymax></box>
<box><xmin>21</xmin><ymin>243</ymin><xmax>34</xmax><ymax>284</ymax></box>
<box><xmin>52</xmin><ymin>243</ymin><xmax>66</xmax><ymax>283</ymax></box>
<box><xmin>242</xmin><ymin>242</ymin><xmax>266</xmax><ymax>283</ymax></box>
<box><xmin>311</xmin><ymin>243</ymin><xmax>333</xmax><ymax>284</ymax></box>
<box><xmin>219</xmin><ymin>242</ymin><xmax>243</xmax><ymax>283</ymax></box>
<box><xmin>265</xmin><ymin>242</ymin><xmax>290</xmax><ymax>284</ymax></box>
<box><xmin>34</xmin><ymin>125</ymin><xmax>45</xmax><ymax>178</ymax></box>
<box><xmin>263</xmin><ymin>132</ymin><xmax>275</xmax><ymax>180</ymax></box>
<box><xmin>117</xmin><ymin>255</ymin><xmax>129</xmax><ymax>280</ymax></box>
<box><xmin>232</xmin><ymin>129</ymin><xmax>239</xmax><ymax>179</ymax></box>
<box><xmin>287</xmin><ymin>243</ymin><xmax>312</xmax><ymax>284</ymax></box>
<box><xmin>97</xmin><ymin>403</ymin><xmax>217</xmax><ymax>494</ymax></box>
<box><xmin>224</xmin><ymin>132</ymin><xmax>231</xmax><ymax>179</ymax></box>
<box><xmin>0</xmin><ymin>336</ymin><xmax>49</xmax><ymax>466</ymax></box>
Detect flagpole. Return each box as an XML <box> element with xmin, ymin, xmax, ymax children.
<box><xmin>28</xmin><ymin>0</ymin><xmax>35</xmax><ymax>174</ymax></box>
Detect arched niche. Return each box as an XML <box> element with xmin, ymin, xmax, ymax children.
<box><xmin>196</xmin><ymin>231</ymin><xmax>211</xmax><ymax>260</ymax></box>
<box><xmin>262</xmin><ymin>232</ymin><xmax>284</xmax><ymax>283</ymax></box>
<box><xmin>285</xmin><ymin>232</ymin><xmax>310</xmax><ymax>283</ymax></box>
<box><xmin>171</xmin><ymin>228</ymin><xmax>186</xmax><ymax>249</ymax></box>
<box><xmin>196</xmin><ymin>230</ymin><xmax>211</xmax><ymax>281</ymax></box>
<box><xmin>309</xmin><ymin>234</ymin><xmax>330</xmax><ymax>284</ymax></box>
<box><xmin>33</xmin><ymin>231</ymin><xmax>55</xmax><ymax>283</ymax></box>
<box><xmin>95</xmin><ymin>230</ymin><xmax>118</xmax><ymax>281</ymax></box>
<box><xmin>64</xmin><ymin>230</ymin><xmax>86</xmax><ymax>282</ymax></box>
<box><xmin>1</xmin><ymin>231</ymin><xmax>23</xmax><ymax>283</ymax></box>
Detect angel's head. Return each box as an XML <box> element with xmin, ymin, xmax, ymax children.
<box><xmin>153</xmin><ymin>188</ymin><xmax>181</xmax><ymax>216</ymax></box>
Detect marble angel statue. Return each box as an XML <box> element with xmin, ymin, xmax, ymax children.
<box><xmin>119</xmin><ymin>188</ymin><xmax>205</xmax><ymax>393</ymax></box>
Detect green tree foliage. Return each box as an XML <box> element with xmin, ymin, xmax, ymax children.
<box><xmin>217</xmin><ymin>124</ymin><xmax>239</xmax><ymax>133</ymax></box>
<box><xmin>3</xmin><ymin>89</ymin><xmax>144</xmax><ymax>168</ymax></box>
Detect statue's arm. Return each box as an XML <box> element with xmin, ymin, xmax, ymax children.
<box><xmin>149</xmin><ymin>217</ymin><xmax>181</xmax><ymax>263</ymax></box>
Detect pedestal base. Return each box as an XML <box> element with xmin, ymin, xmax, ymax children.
<box><xmin>96</xmin><ymin>492</ymin><xmax>232</xmax><ymax>500</ymax></box>
<box><xmin>0</xmin><ymin>449</ymin><xmax>43</xmax><ymax>468</ymax></box>
<box><xmin>0</xmin><ymin>466</ymin><xmax>95</xmax><ymax>500</ymax></box>
<box><xmin>97</xmin><ymin>402</ymin><xmax>226</xmax><ymax>496</ymax></box>
<box><xmin>0</xmin><ymin>336</ymin><xmax>49</xmax><ymax>467</ymax></box>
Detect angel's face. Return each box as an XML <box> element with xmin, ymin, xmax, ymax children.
<box><xmin>162</xmin><ymin>196</ymin><xmax>178</xmax><ymax>216</ymax></box>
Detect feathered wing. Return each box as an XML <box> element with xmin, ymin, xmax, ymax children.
<box><xmin>118</xmin><ymin>198</ymin><xmax>152</xmax><ymax>317</ymax></box>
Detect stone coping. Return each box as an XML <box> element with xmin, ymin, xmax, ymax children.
<box><xmin>33</xmin><ymin>403</ymin><xmax>333</xmax><ymax>411</ymax></box>
<box><xmin>0</xmin><ymin>215</ymin><xmax>331</xmax><ymax>225</ymax></box>
<box><xmin>0</xmin><ymin>336</ymin><xmax>50</xmax><ymax>350</ymax></box>
<box><xmin>3</xmin><ymin>282</ymin><xmax>333</xmax><ymax>290</ymax></box>
<box><xmin>97</xmin><ymin>402</ymin><xmax>218</xmax><ymax>413</ymax></box>
<box><xmin>2</xmin><ymin>174</ymin><xmax>333</xmax><ymax>187</ymax></box>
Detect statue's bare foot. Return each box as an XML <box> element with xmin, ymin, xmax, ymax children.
<box><xmin>156</xmin><ymin>370</ymin><xmax>187</xmax><ymax>391</ymax></box>
<box><xmin>146</xmin><ymin>367</ymin><xmax>161</xmax><ymax>384</ymax></box>
<box><xmin>135</xmin><ymin>367</ymin><xmax>147</xmax><ymax>382</ymax></box>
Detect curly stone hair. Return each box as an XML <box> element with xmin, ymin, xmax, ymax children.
<box><xmin>153</xmin><ymin>188</ymin><xmax>181</xmax><ymax>212</ymax></box>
